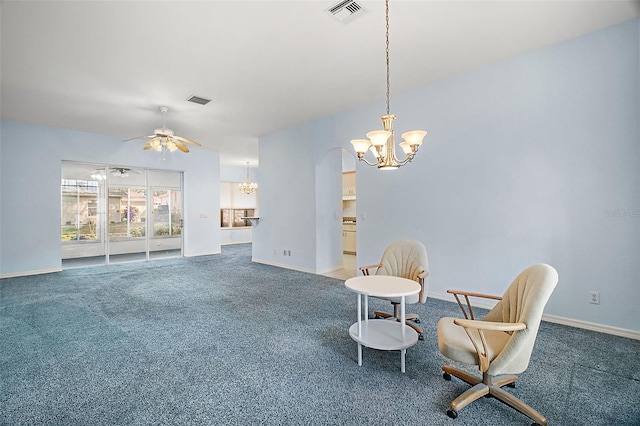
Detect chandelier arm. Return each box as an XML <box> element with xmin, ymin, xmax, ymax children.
<box><xmin>394</xmin><ymin>155</ymin><xmax>415</xmax><ymax>167</ymax></box>
<box><xmin>357</xmin><ymin>157</ymin><xmax>381</xmax><ymax>167</ymax></box>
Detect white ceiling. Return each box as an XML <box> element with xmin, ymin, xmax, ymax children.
<box><xmin>1</xmin><ymin>0</ymin><xmax>638</xmax><ymax>167</ymax></box>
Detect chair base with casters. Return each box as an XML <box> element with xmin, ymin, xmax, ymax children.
<box><xmin>441</xmin><ymin>367</ymin><xmax>547</xmax><ymax>426</ymax></box>
<box><xmin>437</xmin><ymin>264</ymin><xmax>558</xmax><ymax>426</ymax></box>
<box><xmin>373</xmin><ymin>301</ymin><xmax>424</xmax><ymax>339</ymax></box>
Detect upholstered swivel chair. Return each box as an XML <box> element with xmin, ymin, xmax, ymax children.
<box><xmin>358</xmin><ymin>240</ymin><xmax>429</xmax><ymax>337</ymax></box>
<box><xmin>437</xmin><ymin>263</ymin><xmax>558</xmax><ymax>426</ymax></box>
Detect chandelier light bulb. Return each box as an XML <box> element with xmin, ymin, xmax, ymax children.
<box><xmin>350</xmin><ymin>139</ymin><xmax>372</xmax><ymax>156</ymax></box>
<box><xmin>401</xmin><ymin>130</ymin><xmax>427</xmax><ymax>147</ymax></box>
<box><xmin>366</xmin><ymin>130</ymin><xmax>392</xmax><ymax>147</ymax></box>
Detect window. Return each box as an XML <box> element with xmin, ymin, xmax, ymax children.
<box><xmin>61</xmin><ymin>179</ymin><xmax>100</xmax><ymax>241</ymax></box>
<box><xmin>152</xmin><ymin>189</ymin><xmax>182</xmax><ymax>237</ymax></box>
<box><xmin>108</xmin><ymin>187</ymin><xmax>147</xmax><ymax>239</ymax></box>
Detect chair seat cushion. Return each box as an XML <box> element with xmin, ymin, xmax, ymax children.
<box><xmin>437</xmin><ymin>317</ymin><xmax>511</xmax><ymax>367</ymax></box>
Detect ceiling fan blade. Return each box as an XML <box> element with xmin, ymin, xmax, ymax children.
<box><xmin>173</xmin><ymin>135</ymin><xmax>201</xmax><ymax>146</ymax></box>
<box><xmin>122</xmin><ymin>134</ymin><xmax>155</xmax><ymax>142</ymax></box>
<box><xmin>172</xmin><ymin>138</ymin><xmax>190</xmax><ymax>153</ymax></box>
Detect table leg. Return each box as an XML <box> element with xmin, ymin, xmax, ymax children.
<box><xmin>357</xmin><ymin>294</ymin><xmax>362</xmax><ymax>367</ymax></box>
<box><xmin>400</xmin><ymin>296</ymin><xmax>406</xmax><ymax>373</ymax></box>
<box><xmin>400</xmin><ymin>295</ymin><xmax>406</xmax><ymax>340</ymax></box>
<box><xmin>364</xmin><ymin>295</ymin><xmax>368</xmax><ymax>322</ymax></box>
<box><xmin>357</xmin><ymin>294</ymin><xmax>362</xmax><ymax>336</ymax></box>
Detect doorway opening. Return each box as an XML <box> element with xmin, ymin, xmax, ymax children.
<box><xmin>61</xmin><ymin>161</ymin><xmax>183</xmax><ymax>268</ymax></box>
<box><xmin>324</xmin><ymin>150</ymin><xmax>357</xmax><ymax>280</ymax></box>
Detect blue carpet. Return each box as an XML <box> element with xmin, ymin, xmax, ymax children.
<box><xmin>1</xmin><ymin>243</ymin><xmax>638</xmax><ymax>425</ymax></box>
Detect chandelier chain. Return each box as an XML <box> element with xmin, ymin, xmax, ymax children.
<box><xmin>385</xmin><ymin>0</ymin><xmax>390</xmax><ymax>116</ymax></box>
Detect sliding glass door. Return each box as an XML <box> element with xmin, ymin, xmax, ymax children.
<box><xmin>108</xmin><ymin>168</ymin><xmax>147</xmax><ymax>263</ymax></box>
<box><xmin>61</xmin><ymin>163</ymin><xmax>107</xmax><ymax>266</ymax></box>
<box><xmin>148</xmin><ymin>170</ymin><xmax>183</xmax><ymax>259</ymax></box>
<box><xmin>150</xmin><ymin>188</ymin><xmax>182</xmax><ymax>259</ymax></box>
<box><xmin>61</xmin><ymin>161</ymin><xmax>183</xmax><ymax>267</ymax></box>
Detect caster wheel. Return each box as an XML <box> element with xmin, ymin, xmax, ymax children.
<box><xmin>443</xmin><ymin>372</ymin><xmax>452</xmax><ymax>381</ymax></box>
<box><xmin>414</xmin><ymin>319</ymin><xmax>421</xmax><ymax>324</ymax></box>
<box><xmin>374</xmin><ymin>315</ymin><xmax>381</xmax><ymax>319</ymax></box>
<box><xmin>507</xmin><ymin>382</ymin><xmax>516</xmax><ymax>388</ymax></box>
<box><xmin>418</xmin><ymin>334</ymin><xmax>424</xmax><ymax>341</ymax></box>
<box><xmin>446</xmin><ymin>409</ymin><xmax>458</xmax><ymax>419</ymax></box>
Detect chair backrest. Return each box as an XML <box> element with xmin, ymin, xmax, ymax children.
<box><xmin>483</xmin><ymin>263</ymin><xmax>558</xmax><ymax>376</ymax></box>
<box><xmin>375</xmin><ymin>240</ymin><xmax>429</xmax><ymax>302</ymax></box>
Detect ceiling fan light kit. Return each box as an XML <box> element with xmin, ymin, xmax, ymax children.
<box><xmin>124</xmin><ymin>106</ymin><xmax>201</xmax><ymax>157</ymax></box>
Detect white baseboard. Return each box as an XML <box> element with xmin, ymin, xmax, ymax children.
<box><xmin>183</xmin><ymin>250</ymin><xmax>222</xmax><ymax>257</ymax></box>
<box><xmin>221</xmin><ymin>240</ymin><xmax>251</xmax><ymax>246</ymax></box>
<box><xmin>251</xmin><ymin>258</ymin><xmax>315</xmax><ymax>274</ymax></box>
<box><xmin>316</xmin><ymin>265</ymin><xmax>343</xmax><ymax>275</ymax></box>
<box><xmin>0</xmin><ymin>267</ymin><xmax>63</xmax><ymax>279</ymax></box>
<box><xmin>541</xmin><ymin>314</ymin><xmax>640</xmax><ymax>340</ymax></box>
<box><xmin>429</xmin><ymin>292</ymin><xmax>639</xmax><ymax>340</ymax></box>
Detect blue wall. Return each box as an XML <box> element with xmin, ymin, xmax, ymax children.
<box><xmin>0</xmin><ymin>121</ymin><xmax>221</xmax><ymax>276</ymax></box>
<box><xmin>256</xmin><ymin>19</ymin><xmax>639</xmax><ymax>332</ymax></box>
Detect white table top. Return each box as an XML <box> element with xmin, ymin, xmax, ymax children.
<box><xmin>345</xmin><ymin>275</ymin><xmax>420</xmax><ymax>298</ymax></box>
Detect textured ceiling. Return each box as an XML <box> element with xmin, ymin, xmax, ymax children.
<box><xmin>1</xmin><ymin>0</ymin><xmax>638</xmax><ymax>166</ymax></box>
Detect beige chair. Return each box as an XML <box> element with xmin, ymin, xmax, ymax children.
<box><xmin>437</xmin><ymin>263</ymin><xmax>558</xmax><ymax>426</ymax></box>
<box><xmin>358</xmin><ymin>240</ymin><xmax>429</xmax><ymax>338</ymax></box>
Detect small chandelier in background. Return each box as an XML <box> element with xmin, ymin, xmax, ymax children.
<box><xmin>350</xmin><ymin>0</ymin><xmax>427</xmax><ymax>170</ymax></box>
<box><xmin>239</xmin><ymin>162</ymin><xmax>258</xmax><ymax>194</ymax></box>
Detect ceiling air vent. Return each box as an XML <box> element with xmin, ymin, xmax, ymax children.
<box><xmin>325</xmin><ymin>0</ymin><xmax>366</xmax><ymax>24</ymax></box>
<box><xmin>186</xmin><ymin>95</ymin><xmax>211</xmax><ymax>105</ymax></box>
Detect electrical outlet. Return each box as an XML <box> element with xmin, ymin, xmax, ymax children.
<box><xmin>287</xmin><ymin>250</ymin><xmax>291</xmax><ymax>256</ymax></box>
<box><xmin>589</xmin><ymin>291</ymin><xmax>600</xmax><ymax>305</ymax></box>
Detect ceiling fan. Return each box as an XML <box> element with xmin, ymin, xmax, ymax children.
<box><xmin>124</xmin><ymin>106</ymin><xmax>201</xmax><ymax>153</ymax></box>
<box><xmin>90</xmin><ymin>167</ymin><xmax>140</xmax><ymax>180</ymax></box>
<box><xmin>110</xmin><ymin>167</ymin><xmax>140</xmax><ymax>177</ymax></box>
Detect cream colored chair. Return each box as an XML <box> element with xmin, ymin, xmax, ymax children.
<box><xmin>437</xmin><ymin>263</ymin><xmax>558</xmax><ymax>426</ymax></box>
<box><xmin>358</xmin><ymin>240</ymin><xmax>429</xmax><ymax>338</ymax></box>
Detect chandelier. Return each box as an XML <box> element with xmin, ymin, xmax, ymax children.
<box><xmin>350</xmin><ymin>0</ymin><xmax>427</xmax><ymax>170</ymax></box>
<box><xmin>239</xmin><ymin>162</ymin><xmax>258</xmax><ymax>194</ymax></box>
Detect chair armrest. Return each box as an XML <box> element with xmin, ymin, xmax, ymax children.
<box><xmin>453</xmin><ymin>318</ymin><xmax>526</xmax><ymax>332</ymax></box>
<box><xmin>451</xmin><ymin>318</ymin><xmax>526</xmax><ymax>372</ymax></box>
<box><xmin>447</xmin><ymin>289</ymin><xmax>502</xmax><ymax>320</ymax></box>
<box><xmin>358</xmin><ymin>263</ymin><xmax>382</xmax><ymax>276</ymax></box>
<box><xmin>447</xmin><ymin>289</ymin><xmax>502</xmax><ymax>300</ymax></box>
